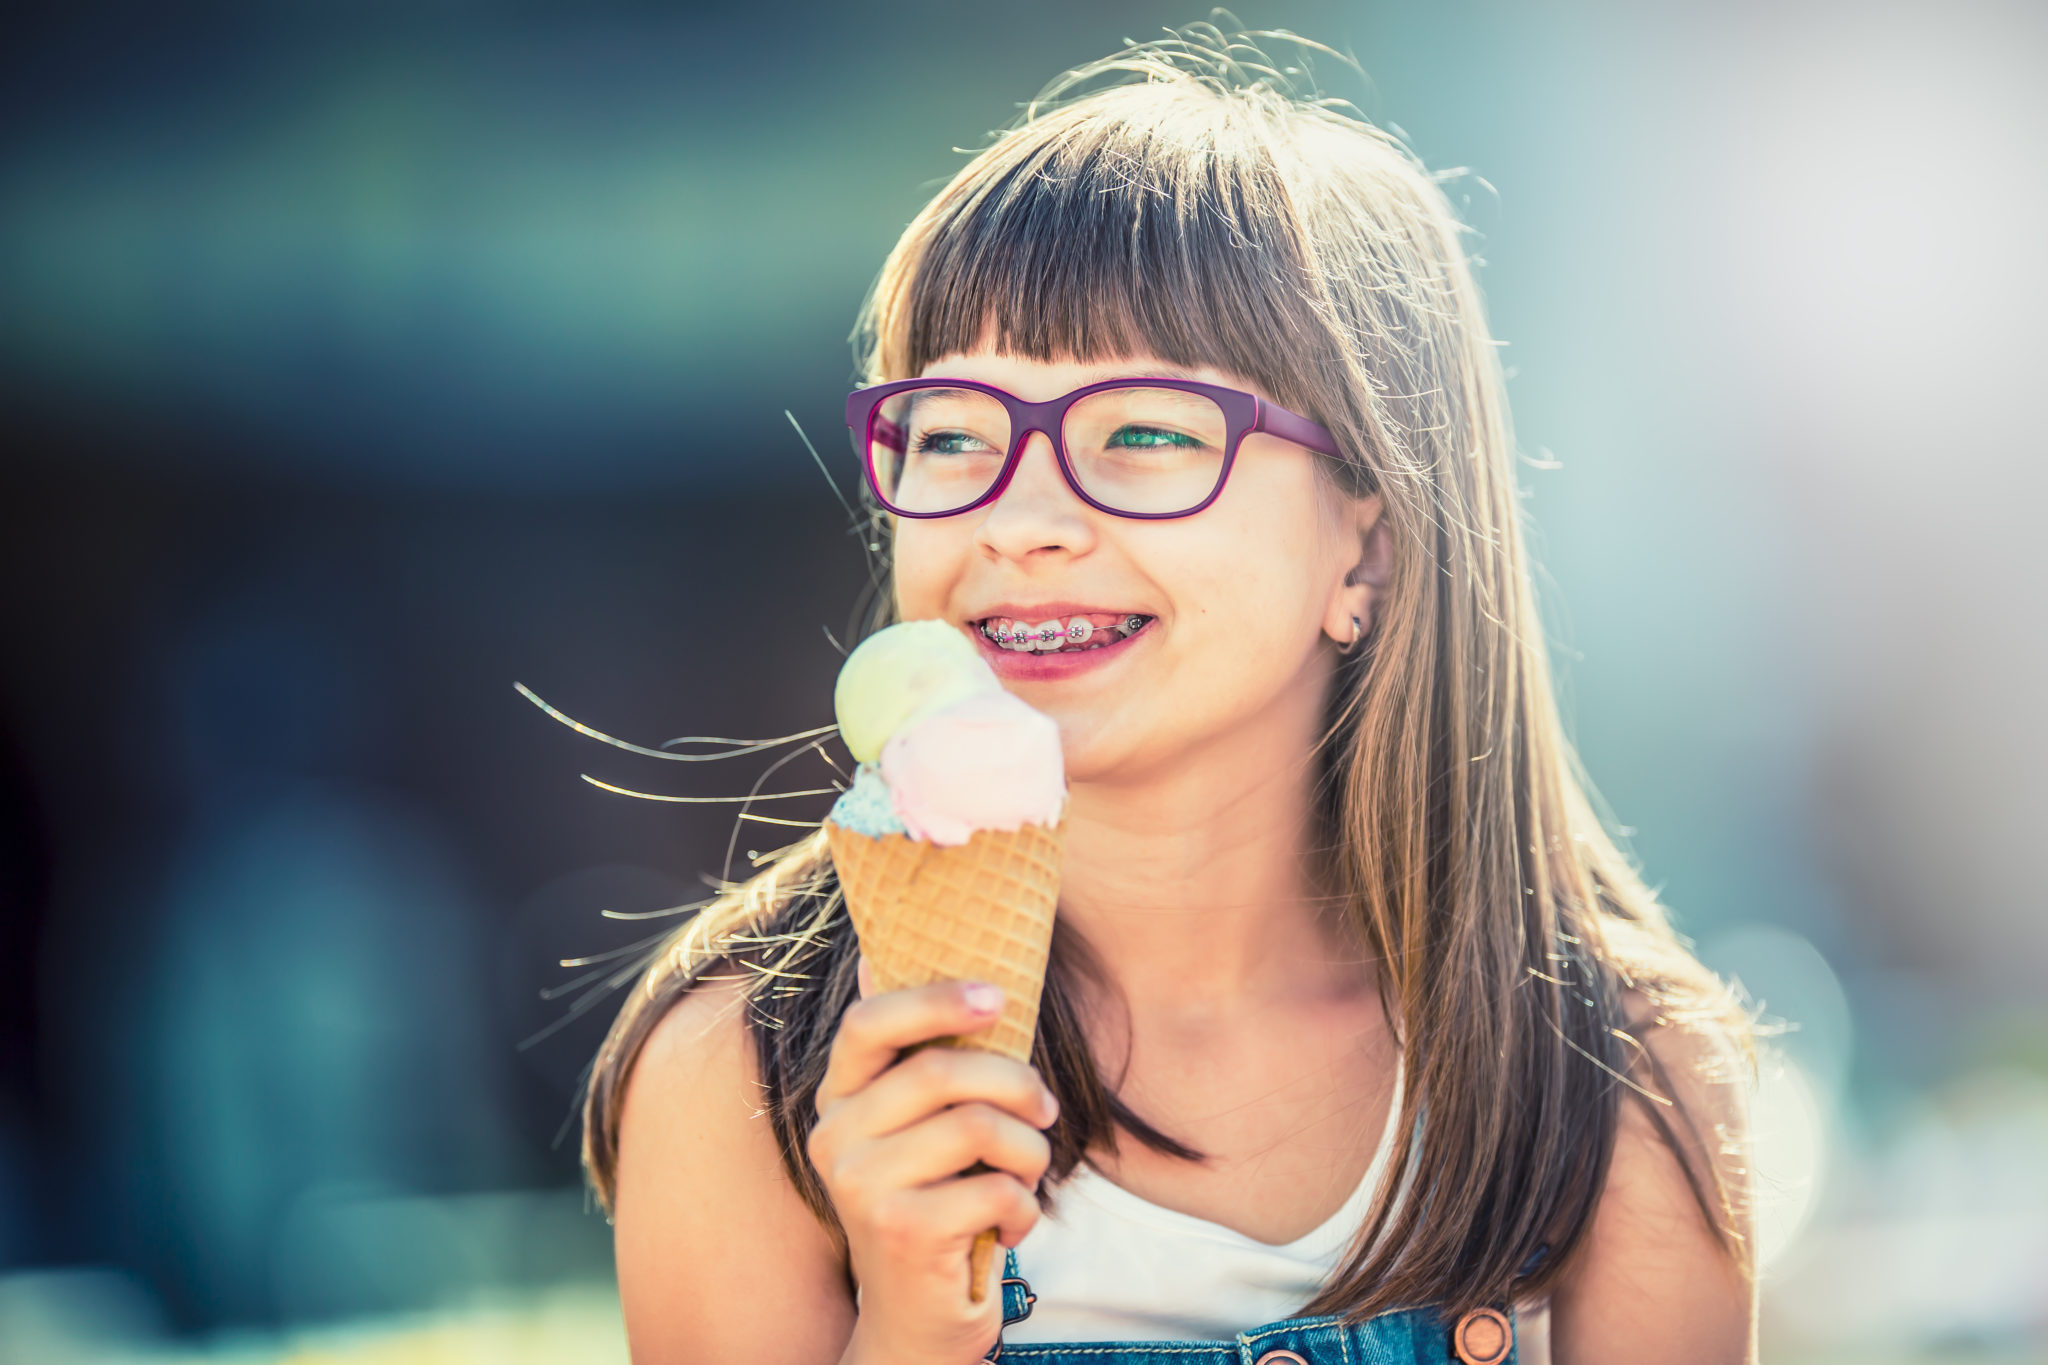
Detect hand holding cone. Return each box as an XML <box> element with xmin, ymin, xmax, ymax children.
<box><xmin>827</xmin><ymin>820</ymin><xmax>1062</xmax><ymax>1297</ymax></box>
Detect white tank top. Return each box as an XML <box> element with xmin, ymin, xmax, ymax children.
<box><xmin>1004</xmin><ymin>1061</ymin><xmax>1408</xmax><ymax>1344</ymax></box>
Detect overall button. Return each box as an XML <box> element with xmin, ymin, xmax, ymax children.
<box><xmin>1452</xmin><ymin>1306</ymin><xmax>1512</xmax><ymax>1365</ymax></box>
<box><xmin>1253</xmin><ymin>1352</ymin><xmax>1309</xmax><ymax>1365</ymax></box>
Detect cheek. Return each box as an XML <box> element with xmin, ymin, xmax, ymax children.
<box><xmin>1105</xmin><ymin>521</ymin><xmax>1330</xmax><ymax>759</ymax></box>
<box><xmin>1164</xmin><ymin>473</ymin><xmax>1334</xmax><ymax>654</ymax></box>
<box><xmin>1168</xmin><ymin>535</ymin><xmax>1324</xmax><ymax>676</ymax></box>
<box><xmin>888</xmin><ymin>521</ymin><xmax>968</xmax><ymax>619</ymax></box>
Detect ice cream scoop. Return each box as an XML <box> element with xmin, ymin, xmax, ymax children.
<box><xmin>833</xmin><ymin>619</ymin><xmax>1000</xmax><ymax>764</ymax></box>
<box><xmin>822</xmin><ymin>762</ymin><xmax>907</xmax><ymax>839</ymax></box>
<box><xmin>877</xmin><ymin>688</ymin><xmax>1064</xmax><ymax>845</ymax></box>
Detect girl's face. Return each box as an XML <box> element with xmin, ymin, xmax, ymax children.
<box><xmin>891</xmin><ymin>349</ymin><xmax>1381</xmax><ymax>785</ymax></box>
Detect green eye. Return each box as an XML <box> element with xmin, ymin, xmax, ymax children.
<box><xmin>1108</xmin><ymin>425</ymin><xmax>1203</xmax><ymax>449</ymax></box>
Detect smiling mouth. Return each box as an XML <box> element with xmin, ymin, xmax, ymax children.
<box><xmin>975</xmin><ymin>612</ymin><xmax>1155</xmax><ymax>654</ymax></box>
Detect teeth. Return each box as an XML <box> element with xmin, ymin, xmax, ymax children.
<box><xmin>980</xmin><ymin>614</ymin><xmax>1149</xmax><ymax>652</ymax></box>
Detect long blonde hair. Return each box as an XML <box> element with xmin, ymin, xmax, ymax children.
<box><xmin>578</xmin><ymin>22</ymin><xmax>1752</xmax><ymax>1318</ymax></box>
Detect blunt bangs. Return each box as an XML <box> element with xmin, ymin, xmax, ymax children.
<box><xmin>893</xmin><ymin>90</ymin><xmax>1334</xmax><ymax>425</ymax></box>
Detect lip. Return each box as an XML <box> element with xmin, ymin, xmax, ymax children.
<box><xmin>966</xmin><ymin>606</ymin><xmax>1156</xmax><ymax>682</ymax></box>
<box><xmin>969</xmin><ymin>601</ymin><xmax>1145</xmax><ymax>622</ymax></box>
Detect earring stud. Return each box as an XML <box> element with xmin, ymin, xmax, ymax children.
<box><xmin>1338</xmin><ymin>614</ymin><xmax>1364</xmax><ymax>656</ymax></box>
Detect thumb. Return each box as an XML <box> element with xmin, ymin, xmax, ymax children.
<box><xmin>855</xmin><ymin>952</ymin><xmax>874</xmax><ymax>1000</ymax></box>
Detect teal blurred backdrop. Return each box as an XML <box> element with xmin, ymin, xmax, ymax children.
<box><xmin>2</xmin><ymin>2</ymin><xmax>2045</xmax><ymax>1361</ymax></box>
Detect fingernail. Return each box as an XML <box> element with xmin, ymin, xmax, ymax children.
<box><xmin>1042</xmin><ymin>1091</ymin><xmax>1060</xmax><ymax>1124</ymax></box>
<box><xmin>962</xmin><ymin>982</ymin><xmax>1003</xmax><ymax>1015</ymax></box>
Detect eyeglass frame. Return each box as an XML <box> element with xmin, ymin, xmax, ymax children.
<box><xmin>844</xmin><ymin>375</ymin><xmax>1344</xmax><ymax>520</ymax></box>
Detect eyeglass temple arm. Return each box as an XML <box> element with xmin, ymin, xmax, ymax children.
<box><xmin>871</xmin><ymin>413</ymin><xmax>906</xmax><ymax>451</ymax></box>
<box><xmin>1252</xmin><ymin>399</ymin><xmax>1342</xmax><ymax>459</ymax></box>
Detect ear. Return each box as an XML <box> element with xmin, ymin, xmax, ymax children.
<box><xmin>1324</xmin><ymin>494</ymin><xmax>1393</xmax><ymax>650</ymax></box>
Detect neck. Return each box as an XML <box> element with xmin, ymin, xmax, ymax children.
<box><xmin>1056</xmin><ymin>678</ymin><xmax>1368</xmax><ymax>1020</ymax></box>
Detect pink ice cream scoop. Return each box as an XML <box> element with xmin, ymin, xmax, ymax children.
<box><xmin>878</xmin><ymin>688</ymin><xmax>1066</xmax><ymax>846</ymax></box>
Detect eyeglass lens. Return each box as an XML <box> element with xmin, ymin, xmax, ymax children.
<box><xmin>870</xmin><ymin>385</ymin><xmax>1231</xmax><ymax>516</ymax></box>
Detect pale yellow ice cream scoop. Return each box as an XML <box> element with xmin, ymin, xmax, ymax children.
<box><xmin>832</xmin><ymin>618</ymin><xmax>999</xmax><ymax>764</ymax></box>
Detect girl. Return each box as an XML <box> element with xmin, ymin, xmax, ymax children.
<box><xmin>579</xmin><ymin>25</ymin><xmax>1755</xmax><ymax>1365</ymax></box>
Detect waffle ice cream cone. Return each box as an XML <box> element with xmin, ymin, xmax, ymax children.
<box><xmin>825</xmin><ymin>819</ymin><xmax>1063</xmax><ymax>1064</ymax></box>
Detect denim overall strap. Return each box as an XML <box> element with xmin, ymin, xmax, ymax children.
<box><xmin>984</xmin><ymin>1247</ymin><xmax>1517</xmax><ymax>1365</ymax></box>
<box><xmin>998</xmin><ymin>1246</ymin><xmax>1036</xmax><ymax>1335</ymax></box>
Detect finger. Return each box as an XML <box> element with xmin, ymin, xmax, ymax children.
<box><xmin>816</xmin><ymin>980</ymin><xmax>1004</xmax><ymax>1111</ymax></box>
<box><xmin>856</xmin><ymin>952</ymin><xmax>874</xmax><ymax>1001</ymax></box>
<box><xmin>849</xmin><ymin>1046</ymin><xmax>1059</xmax><ymax>1137</ymax></box>
<box><xmin>854</xmin><ymin>1102</ymin><xmax>1053</xmax><ymax>1192</ymax></box>
<box><xmin>904</xmin><ymin>1170</ymin><xmax>1043</xmax><ymax>1252</ymax></box>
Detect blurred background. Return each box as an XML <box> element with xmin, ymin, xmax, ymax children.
<box><xmin>2</xmin><ymin>1</ymin><xmax>2044</xmax><ymax>1361</ymax></box>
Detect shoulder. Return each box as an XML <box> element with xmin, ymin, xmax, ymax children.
<box><xmin>612</xmin><ymin>970</ymin><xmax>854</xmax><ymax>1363</ymax></box>
<box><xmin>1544</xmin><ymin>989</ymin><xmax>1757</xmax><ymax>1365</ymax></box>
<box><xmin>1620</xmin><ymin>990</ymin><xmax>1753</xmax><ymax>1176</ymax></box>
<box><xmin>622</xmin><ymin>968</ymin><xmax>761</xmax><ymax>1131</ymax></box>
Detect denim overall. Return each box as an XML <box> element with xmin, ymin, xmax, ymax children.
<box><xmin>984</xmin><ymin>1246</ymin><xmax>1518</xmax><ymax>1365</ymax></box>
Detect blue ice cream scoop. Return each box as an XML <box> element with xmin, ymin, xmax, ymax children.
<box><xmin>828</xmin><ymin>763</ymin><xmax>907</xmax><ymax>837</ymax></box>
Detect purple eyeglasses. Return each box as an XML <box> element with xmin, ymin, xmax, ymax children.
<box><xmin>845</xmin><ymin>376</ymin><xmax>1342</xmax><ymax>519</ymax></box>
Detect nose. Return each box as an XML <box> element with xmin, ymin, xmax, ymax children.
<box><xmin>972</xmin><ymin>428</ymin><xmax>1097</xmax><ymax>562</ymax></box>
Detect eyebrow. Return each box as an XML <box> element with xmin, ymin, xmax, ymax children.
<box><xmin>1082</xmin><ymin>362</ymin><xmax>1202</xmax><ymax>382</ymax></box>
<box><xmin>915</xmin><ymin>362</ymin><xmax>1209</xmax><ymax>386</ymax></box>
